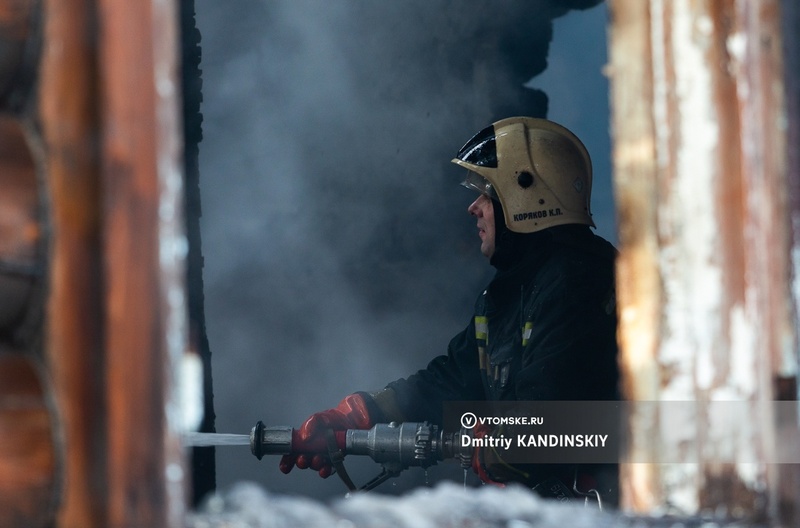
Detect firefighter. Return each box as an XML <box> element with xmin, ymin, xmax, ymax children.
<box><xmin>279</xmin><ymin>117</ymin><xmax>619</xmax><ymax>503</ymax></box>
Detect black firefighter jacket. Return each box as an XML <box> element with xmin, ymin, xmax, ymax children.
<box><xmin>385</xmin><ymin>224</ymin><xmax>620</xmax><ymax>426</ymax></box>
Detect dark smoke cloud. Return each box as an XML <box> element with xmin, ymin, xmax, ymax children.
<box><xmin>195</xmin><ymin>0</ymin><xmax>610</xmax><ymax>500</ymax></box>
<box><xmin>532</xmin><ymin>4</ymin><xmax>615</xmax><ymax>244</ymax></box>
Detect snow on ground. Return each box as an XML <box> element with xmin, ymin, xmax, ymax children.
<box><xmin>186</xmin><ymin>481</ymin><xmax>755</xmax><ymax>528</ymax></box>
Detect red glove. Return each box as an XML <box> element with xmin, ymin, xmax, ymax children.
<box><xmin>471</xmin><ymin>423</ymin><xmax>505</xmax><ymax>487</ymax></box>
<box><xmin>279</xmin><ymin>393</ymin><xmax>374</xmax><ymax>478</ymax></box>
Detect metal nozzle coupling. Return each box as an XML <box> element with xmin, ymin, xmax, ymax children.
<box><xmin>446</xmin><ymin>426</ymin><xmax>476</xmax><ymax>470</ymax></box>
<box><xmin>250</xmin><ymin>420</ymin><xmax>293</xmax><ymax>460</ymax></box>
<box><xmin>345</xmin><ymin>422</ymin><xmax>444</xmax><ymax>469</ymax></box>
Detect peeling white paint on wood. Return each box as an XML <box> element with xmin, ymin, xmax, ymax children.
<box><xmin>610</xmin><ymin>0</ymin><xmax>797</xmax><ymax>520</ymax></box>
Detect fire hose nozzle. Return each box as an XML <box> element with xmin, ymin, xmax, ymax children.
<box><xmin>251</xmin><ymin>420</ymin><xmax>473</xmax><ymax>468</ymax></box>
<box><xmin>250</xmin><ymin>421</ymin><xmax>292</xmax><ymax>460</ymax></box>
<box><xmin>251</xmin><ymin>420</ymin><xmax>474</xmax><ymax>491</ymax></box>
<box><xmin>249</xmin><ymin>420</ymin><xmax>347</xmax><ymax>460</ymax></box>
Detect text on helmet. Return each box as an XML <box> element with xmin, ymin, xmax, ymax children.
<box><xmin>513</xmin><ymin>208</ymin><xmax>563</xmax><ymax>222</ymax></box>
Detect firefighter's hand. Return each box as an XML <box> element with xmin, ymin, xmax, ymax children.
<box><xmin>279</xmin><ymin>392</ymin><xmax>374</xmax><ymax>478</ymax></box>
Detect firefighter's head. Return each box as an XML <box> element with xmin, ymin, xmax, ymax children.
<box><xmin>454</xmin><ymin>117</ymin><xmax>594</xmax><ymax>236</ymax></box>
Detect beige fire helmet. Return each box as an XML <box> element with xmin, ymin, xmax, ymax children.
<box><xmin>453</xmin><ymin>117</ymin><xmax>594</xmax><ymax>234</ymax></box>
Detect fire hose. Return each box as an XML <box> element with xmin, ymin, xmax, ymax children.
<box><xmin>250</xmin><ymin>421</ymin><xmax>473</xmax><ymax>492</ymax></box>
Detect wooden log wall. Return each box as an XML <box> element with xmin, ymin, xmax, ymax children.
<box><xmin>0</xmin><ymin>0</ymin><xmax>190</xmax><ymax>526</ymax></box>
<box><xmin>0</xmin><ymin>2</ymin><xmax>55</xmax><ymax>526</ymax></box>
<box><xmin>609</xmin><ymin>0</ymin><xmax>800</xmax><ymax>524</ymax></box>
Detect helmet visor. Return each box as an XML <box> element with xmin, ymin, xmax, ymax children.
<box><xmin>461</xmin><ymin>170</ymin><xmax>498</xmax><ymax>200</ymax></box>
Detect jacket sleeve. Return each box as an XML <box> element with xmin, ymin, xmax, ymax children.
<box><xmin>384</xmin><ymin>316</ymin><xmax>485</xmax><ymax>425</ymax></box>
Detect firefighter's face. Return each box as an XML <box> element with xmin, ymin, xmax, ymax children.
<box><xmin>468</xmin><ymin>193</ymin><xmax>495</xmax><ymax>258</ymax></box>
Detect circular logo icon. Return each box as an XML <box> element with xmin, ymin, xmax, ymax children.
<box><xmin>460</xmin><ymin>412</ymin><xmax>477</xmax><ymax>429</ymax></box>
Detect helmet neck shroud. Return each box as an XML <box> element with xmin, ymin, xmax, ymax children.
<box><xmin>490</xmin><ymin>198</ymin><xmax>528</xmax><ymax>271</ymax></box>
